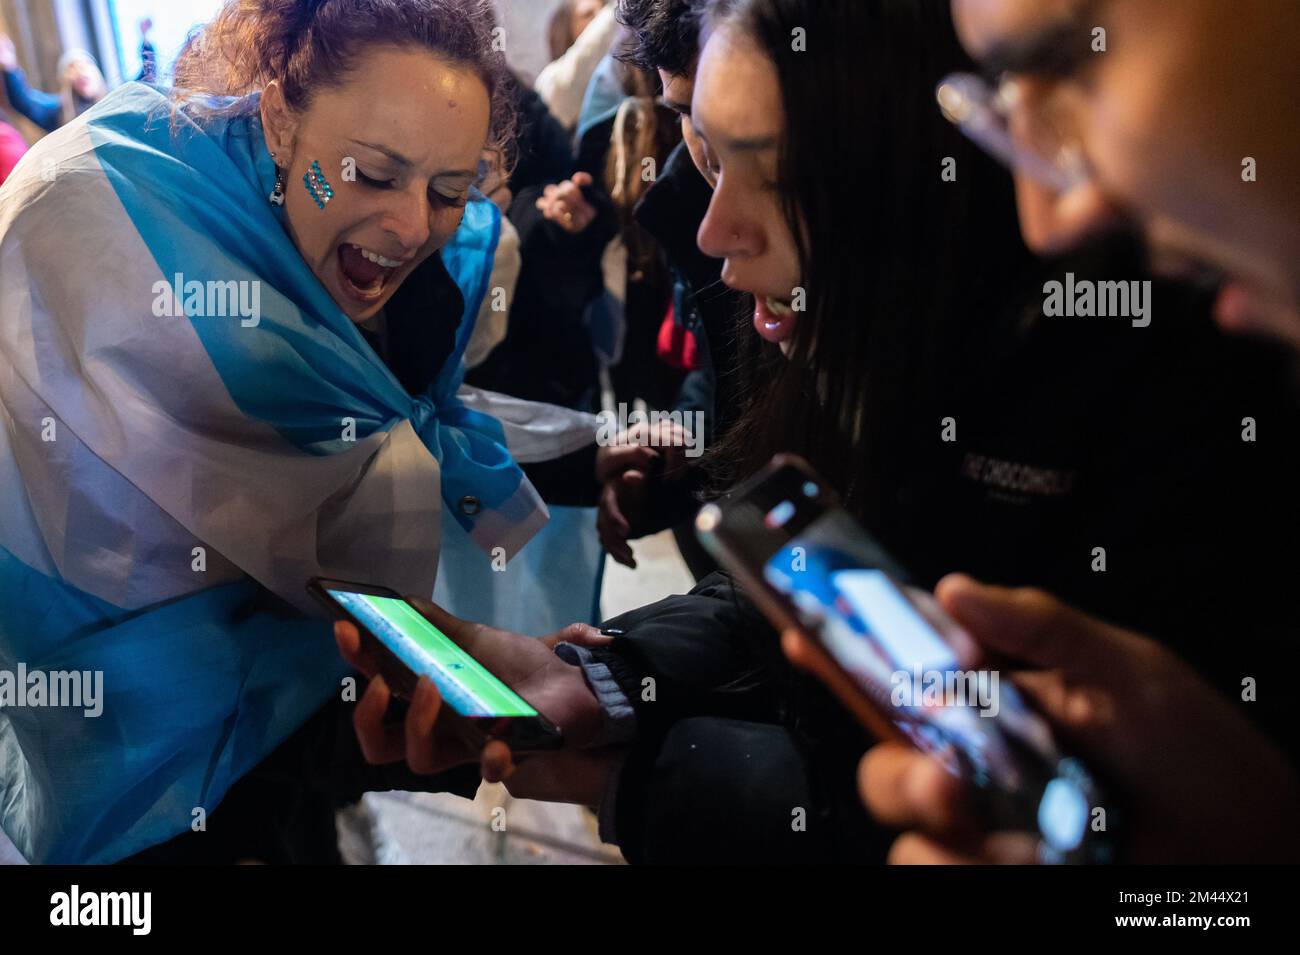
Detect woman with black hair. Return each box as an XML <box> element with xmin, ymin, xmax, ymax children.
<box><xmin>339</xmin><ymin>0</ymin><xmax>1300</xmax><ymax>863</ymax></box>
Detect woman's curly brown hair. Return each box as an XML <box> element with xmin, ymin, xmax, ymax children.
<box><xmin>172</xmin><ymin>0</ymin><xmax>515</xmax><ymax>172</ymax></box>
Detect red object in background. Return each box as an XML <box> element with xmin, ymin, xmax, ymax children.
<box><xmin>656</xmin><ymin>302</ymin><xmax>701</xmax><ymax>371</ymax></box>
<box><xmin>0</xmin><ymin>119</ymin><xmax>28</xmax><ymax>186</ymax></box>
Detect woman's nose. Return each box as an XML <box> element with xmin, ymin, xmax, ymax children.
<box><xmin>383</xmin><ymin>188</ymin><xmax>433</xmax><ymax>254</ymax></box>
<box><xmin>697</xmin><ymin>175</ymin><xmax>757</xmax><ymax>261</ymax></box>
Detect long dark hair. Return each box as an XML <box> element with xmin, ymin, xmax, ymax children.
<box><xmin>705</xmin><ymin>0</ymin><xmax>1033</xmax><ymax>528</ymax></box>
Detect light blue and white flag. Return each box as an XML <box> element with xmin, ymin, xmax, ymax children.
<box><xmin>0</xmin><ymin>83</ymin><xmax>598</xmax><ymax>863</ymax></box>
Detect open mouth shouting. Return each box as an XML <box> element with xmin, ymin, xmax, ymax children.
<box><xmin>336</xmin><ymin>243</ymin><xmax>408</xmax><ymax>305</ymax></box>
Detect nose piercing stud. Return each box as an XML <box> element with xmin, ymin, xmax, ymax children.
<box><xmin>304</xmin><ymin>160</ymin><xmax>334</xmax><ymax>210</ymax></box>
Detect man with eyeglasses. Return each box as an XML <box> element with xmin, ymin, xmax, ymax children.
<box><xmin>835</xmin><ymin>0</ymin><xmax>1300</xmax><ymax>863</ymax></box>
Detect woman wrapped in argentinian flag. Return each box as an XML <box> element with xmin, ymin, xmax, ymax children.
<box><xmin>0</xmin><ymin>0</ymin><xmax>596</xmax><ymax>863</ymax></box>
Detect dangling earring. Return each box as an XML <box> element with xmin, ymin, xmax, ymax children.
<box><xmin>269</xmin><ymin>152</ymin><xmax>287</xmax><ymax>207</ymax></box>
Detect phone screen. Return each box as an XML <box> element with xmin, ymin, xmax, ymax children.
<box><xmin>328</xmin><ymin>589</ymin><xmax>538</xmax><ymax>718</ymax></box>
<box><xmin>761</xmin><ymin>509</ymin><xmax>1097</xmax><ymax>858</ymax></box>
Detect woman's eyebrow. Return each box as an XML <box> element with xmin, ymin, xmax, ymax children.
<box><xmin>662</xmin><ymin>95</ymin><xmax>692</xmax><ymax>116</ymax></box>
<box><xmin>725</xmin><ymin>135</ymin><xmax>778</xmax><ymax>153</ymax></box>
<box><xmin>349</xmin><ymin>138</ymin><xmax>412</xmax><ymax>167</ymax></box>
<box><xmin>689</xmin><ymin>121</ymin><xmax>777</xmax><ymax>153</ymax></box>
<box><xmin>432</xmin><ymin>171</ymin><xmax>476</xmax><ymax>186</ymax></box>
<box><xmin>348</xmin><ymin>139</ymin><xmax>476</xmax><ymax>180</ymax></box>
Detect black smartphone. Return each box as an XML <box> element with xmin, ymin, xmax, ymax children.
<box><xmin>695</xmin><ymin>455</ymin><xmax>1114</xmax><ymax>864</ymax></box>
<box><xmin>308</xmin><ymin>578</ymin><xmax>562</xmax><ymax>752</ymax></box>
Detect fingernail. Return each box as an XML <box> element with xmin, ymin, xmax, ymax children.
<box><xmin>600</xmin><ymin>628</ymin><xmax>625</xmax><ymax>637</ymax></box>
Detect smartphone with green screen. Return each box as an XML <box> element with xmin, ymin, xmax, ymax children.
<box><xmin>308</xmin><ymin>578</ymin><xmax>562</xmax><ymax>752</ymax></box>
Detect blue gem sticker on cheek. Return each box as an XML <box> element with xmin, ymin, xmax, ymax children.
<box><xmin>304</xmin><ymin>160</ymin><xmax>334</xmax><ymax>210</ymax></box>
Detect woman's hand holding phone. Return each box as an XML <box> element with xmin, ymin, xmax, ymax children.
<box><xmin>334</xmin><ymin>597</ymin><xmax>618</xmax><ymax>800</ymax></box>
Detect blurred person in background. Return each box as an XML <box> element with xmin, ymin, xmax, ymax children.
<box><xmin>535</xmin><ymin>0</ymin><xmax>619</xmax><ymax>130</ymax></box>
<box><xmin>466</xmin><ymin>62</ymin><xmax>610</xmax><ymax>412</ymax></box>
<box><xmin>581</xmin><ymin>55</ymin><xmax>686</xmax><ymax>413</ymax></box>
<box><xmin>137</xmin><ymin>18</ymin><xmax>158</xmax><ymax>84</ymax></box>
<box><xmin>471</xmin><ymin>47</ymin><xmax>683</xmax><ymax>419</ymax></box>
<box><xmin>456</xmin><ymin>70</ymin><xmax>572</xmax><ymax>370</ymax></box>
<box><xmin>0</xmin><ymin>34</ymin><xmax>107</xmax><ymax>132</ymax></box>
<box><xmin>0</xmin><ymin>108</ymin><xmax>25</xmax><ymax>184</ymax></box>
<box><xmin>550</xmin><ymin>0</ymin><xmax>610</xmax><ymax>62</ymax></box>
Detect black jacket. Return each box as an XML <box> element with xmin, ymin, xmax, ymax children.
<box><xmin>465</xmin><ymin>84</ymin><xmax>614</xmax><ymax>413</ymax></box>
<box><xmin>465</xmin><ymin>182</ymin><xmax>614</xmax><ymax>412</ymax></box>
<box><xmin>506</xmin><ymin>76</ymin><xmax>574</xmax><ymax>196</ymax></box>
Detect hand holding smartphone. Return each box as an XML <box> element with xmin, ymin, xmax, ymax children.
<box><xmin>309</xmin><ymin>579</ymin><xmax>564</xmax><ymax>753</ymax></box>
<box><xmin>695</xmin><ymin>455</ymin><xmax>1115</xmax><ymax>864</ymax></box>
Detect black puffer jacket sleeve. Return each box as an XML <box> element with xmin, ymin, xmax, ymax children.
<box><xmin>586</xmin><ymin>571</ymin><xmax>885</xmax><ymax>864</ymax></box>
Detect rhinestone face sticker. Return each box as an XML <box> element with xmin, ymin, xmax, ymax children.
<box><xmin>303</xmin><ymin>160</ymin><xmax>334</xmax><ymax>209</ymax></box>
